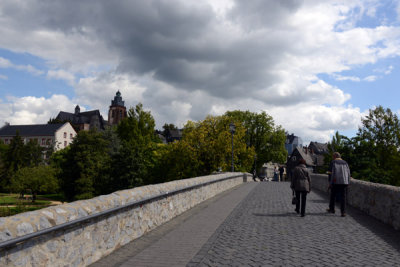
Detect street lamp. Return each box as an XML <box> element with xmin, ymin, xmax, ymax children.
<box><xmin>229</xmin><ymin>122</ymin><xmax>236</xmax><ymax>172</ymax></box>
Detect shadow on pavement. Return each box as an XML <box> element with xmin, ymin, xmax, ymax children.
<box><xmin>253</xmin><ymin>211</ymin><xmax>332</xmax><ymax>217</ymax></box>
<box><xmin>253</xmin><ymin>212</ymin><xmax>297</xmax><ymax>217</ymax></box>
<box><xmin>313</xmin><ymin>188</ymin><xmax>400</xmax><ymax>253</ymax></box>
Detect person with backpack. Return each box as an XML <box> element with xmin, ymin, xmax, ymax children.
<box><xmin>290</xmin><ymin>159</ymin><xmax>311</xmax><ymax>217</ymax></box>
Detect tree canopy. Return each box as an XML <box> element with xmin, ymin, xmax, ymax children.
<box><xmin>324</xmin><ymin>106</ymin><xmax>400</xmax><ymax>186</ymax></box>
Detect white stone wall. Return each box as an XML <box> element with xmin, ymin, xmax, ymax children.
<box><xmin>54</xmin><ymin>123</ymin><xmax>76</xmax><ymax>150</ymax></box>
<box><xmin>310</xmin><ymin>173</ymin><xmax>400</xmax><ymax>231</ymax></box>
<box><xmin>0</xmin><ymin>173</ymin><xmax>249</xmax><ymax>267</ymax></box>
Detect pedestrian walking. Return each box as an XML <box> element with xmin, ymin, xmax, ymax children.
<box><xmin>279</xmin><ymin>166</ymin><xmax>285</xmax><ymax>181</ymax></box>
<box><xmin>273</xmin><ymin>166</ymin><xmax>279</xmax><ymax>181</ymax></box>
<box><xmin>326</xmin><ymin>152</ymin><xmax>351</xmax><ymax>217</ymax></box>
<box><xmin>290</xmin><ymin>159</ymin><xmax>311</xmax><ymax>217</ymax></box>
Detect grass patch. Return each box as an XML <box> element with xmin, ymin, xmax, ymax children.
<box><xmin>0</xmin><ymin>206</ymin><xmax>45</xmax><ymax>217</ymax></box>
<box><xmin>39</xmin><ymin>193</ymin><xmax>65</xmax><ymax>202</ymax></box>
<box><xmin>0</xmin><ymin>195</ymin><xmax>51</xmax><ymax>206</ymax></box>
<box><xmin>0</xmin><ymin>193</ymin><xmax>65</xmax><ymax>217</ymax></box>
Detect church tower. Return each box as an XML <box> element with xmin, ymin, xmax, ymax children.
<box><xmin>108</xmin><ymin>90</ymin><xmax>127</xmax><ymax>125</ymax></box>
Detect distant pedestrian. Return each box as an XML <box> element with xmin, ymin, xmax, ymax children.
<box><xmin>252</xmin><ymin>169</ymin><xmax>257</xmax><ymax>182</ymax></box>
<box><xmin>273</xmin><ymin>166</ymin><xmax>279</xmax><ymax>181</ymax></box>
<box><xmin>279</xmin><ymin>166</ymin><xmax>285</xmax><ymax>181</ymax></box>
<box><xmin>290</xmin><ymin>159</ymin><xmax>311</xmax><ymax>217</ymax></box>
<box><xmin>327</xmin><ymin>152</ymin><xmax>351</xmax><ymax>217</ymax></box>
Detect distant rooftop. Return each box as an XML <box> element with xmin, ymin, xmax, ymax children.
<box><xmin>0</xmin><ymin>123</ymin><xmax>67</xmax><ymax>136</ymax></box>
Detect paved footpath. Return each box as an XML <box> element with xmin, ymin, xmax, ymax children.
<box><xmin>93</xmin><ymin>182</ymin><xmax>400</xmax><ymax>267</ymax></box>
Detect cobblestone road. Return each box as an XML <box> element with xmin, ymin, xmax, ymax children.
<box><xmin>93</xmin><ymin>182</ymin><xmax>400</xmax><ymax>266</ymax></box>
<box><xmin>188</xmin><ymin>182</ymin><xmax>400</xmax><ymax>266</ymax></box>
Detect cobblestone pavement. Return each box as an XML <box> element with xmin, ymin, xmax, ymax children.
<box><xmin>91</xmin><ymin>182</ymin><xmax>257</xmax><ymax>267</ymax></box>
<box><xmin>188</xmin><ymin>182</ymin><xmax>400</xmax><ymax>266</ymax></box>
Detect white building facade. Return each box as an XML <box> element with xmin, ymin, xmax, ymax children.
<box><xmin>0</xmin><ymin>122</ymin><xmax>76</xmax><ymax>151</ymax></box>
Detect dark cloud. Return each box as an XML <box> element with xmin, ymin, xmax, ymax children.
<box><xmin>228</xmin><ymin>0</ymin><xmax>303</xmax><ymax>29</ymax></box>
<box><xmin>1</xmin><ymin>0</ymin><xmax>302</xmax><ymax>100</ymax></box>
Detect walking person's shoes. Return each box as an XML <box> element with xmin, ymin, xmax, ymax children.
<box><xmin>326</xmin><ymin>208</ymin><xmax>335</xmax><ymax>214</ymax></box>
<box><xmin>341</xmin><ymin>213</ymin><xmax>346</xmax><ymax>217</ymax></box>
<box><xmin>295</xmin><ymin>209</ymin><xmax>299</xmax><ymax>214</ymax></box>
<box><xmin>301</xmin><ymin>214</ymin><xmax>305</xmax><ymax>217</ymax></box>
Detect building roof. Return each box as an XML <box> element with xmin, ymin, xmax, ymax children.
<box><xmin>309</xmin><ymin>141</ymin><xmax>328</xmax><ymax>154</ymax></box>
<box><xmin>111</xmin><ymin>90</ymin><xmax>125</xmax><ymax>107</ymax></box>
<box><xmin>285</xmin><ymin>134</ymin><xmax>302</xmax><ymax>145</ymax></box>
<box><xmin>296</xmin><ymin>147</ymin><xmax>315</xmax><ymax>166</ymax></box>
<box><xmin>0</xmin><ymin>123</ymin><xmax>66</xmax><ymax>137</ymax></box>
<box><xmin>56</xmin><ymin>109</ymin><xmax>106</xmax><ymax>130</ymax></box>
<box><xmin>168</xmin><ymin>129</ymin><xmax>182</xmax><ymax>139</ymax></box>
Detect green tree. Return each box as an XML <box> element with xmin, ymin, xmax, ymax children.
<box><xmin>10</xmin><ymin>165</ymin><xmax>58</xmax><ymax>202</ymax></box>
<box><xmin>181</xmin><ymin>115</ymin><xmax>255</xmax><ymax>175</ymax></box>
<box><xmin>153</xmin><ymin>141</ymin><xmax>199</xmax><ymax>182</ymax></box>
<box><xmin>162</xmin><ymin>123</ymin><xmax>178</xmax><ymax>134</ymax></box>
<box><xmin>24</xmin><ymin>139</ymin><xmax>44</xmax><ymax>166</ymax></box>
<box><xmin>353</xmin><ymin>106</ymin><xmax>400</xmax><ymax>185</ymax></box>
<box><xmin>111</xmin><ymin>103</ymin><xmax>158</xmax><ymax>189</ymax></box>
<box><xmin>58</xmin><ymin>130</ymin><xmax>111</xmax><ymax>201</ymax></box>
<box><xmin>225</xmin><ymin>110</ymin><xmax>287</xmax><ymax>170</ymax></box>
<box><xmin>0</xmin><ymin>132</ymin><xmax>26</xmax><ymax>190</ymax></box>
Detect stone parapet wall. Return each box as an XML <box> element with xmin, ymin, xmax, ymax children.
<box><xmin>0</xmin><ymin>172</ymin><xmax>249</xmax><ymax>267</ymax></box>
<box><xmin>311</xmin><ymin>173</ymin><xmax>400</xmax><ymax>231</ymax></box>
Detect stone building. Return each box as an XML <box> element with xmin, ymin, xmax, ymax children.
<box><xmin>56</xmin><ymin>105</ymin><xmax>106</xmax><ymax>131</ymax></box>
<box><xmin>108</xmin><ymin>91</ymin><xmax>127</xmax><ymax>126</ymax></box>
<box><xmin>308</xmin><ymin>141</ymin><xmax>329</xmax><ymax>170</ymax></box>
<box><xmin>285</xmin><ymin>134</ymin><xmax>303</xmax><ymax>155</ymax></box>
<box><xmin>0</xmin><ymin>122</ymin><xmax>76</xmax><ymax>151</ymax></box>
<box><xmin>286</xmin><ymin>147</ymin><xmax>315</xmax><ymax>181</ymax></box>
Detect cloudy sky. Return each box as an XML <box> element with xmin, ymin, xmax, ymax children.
<box><xmin>1</xmin><ymin>0</ymin><xmax>400</xmax><ymax>143</ymax></box>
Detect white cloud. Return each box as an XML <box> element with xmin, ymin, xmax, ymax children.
<box><xmin>0</xmin><ymin>57</ymin><xmax>12</xmax><ymax>68</ymax></box>
<box><xmin>0</xmin><ymin>0</ymin><xmax>399</xmax><ymax>142</ymax></box>
<box><xmin>374</xmin><ymin>65</ymin><xmax>394</xmax><ymax>75</ymax></box>
<box><xmin>47</xmin><ymin>69</ymin><xmax>75</xmax><ymax>85</ymax></box>
<box><xmin>268</xmin><ymin>104</ymin><xmax>364</xmax><ymax>143</ymax></box>
<box><xmin>384</xmin><ymin>65</ymin><xmax>393</xmax><ymax>74</ymax></box>
<box><xmin>0</xmin><ymin>56</ymin><xmax>43</xmax><ymax>75</ymax></box>
<box><xmin>0</xmin><ymin>74</ymin><xmax>7</xmax><ymax>80</ymax></box>
<box><xmin>0</xmin><ymin>94</ymin><xmax>76</xmax><ymax>125</ymax></box>
<box><xmin>333</xmin><ymin>74</ymin><xmax>361</xmax><ymax>82</ymax></box>
<box><xmin>75</xmin><ymin>72</ymin><xmax>147</xmax><ymax>119</ymax></box>
<box><xmin>364</xmin><ymin>75</ymin><xmax>378</xmax><ymax>82</ymax></box>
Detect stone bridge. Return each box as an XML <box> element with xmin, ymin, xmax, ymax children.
<box><xmin>1</xmin><ymin>173</ymin><xmax>400</xmax><ymax>266</ymax></box>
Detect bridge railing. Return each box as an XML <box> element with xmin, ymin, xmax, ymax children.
<box><xmin>0</xmin><ymin>172</ymin><xmax>250</xmax><ymax>266</ymax></box>
<box><xmin>311</xmin><ymin>173</ymin><xmax>400</xmax><ymax>231</ymax></box>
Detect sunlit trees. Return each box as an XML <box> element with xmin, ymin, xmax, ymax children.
<box><xmin>225</xmin><ymin>110</ymin><xmax>287</xmax><ymax>171</ymax></box>
<box><xmin>352</xmin><ymin>106</ymin><xmax>400</xmax><ymax>185</ymax></box>
<box><xmin>325</xmin><ymin>106</ymin><xmax>400</xmax><ymax>186</ymax></box>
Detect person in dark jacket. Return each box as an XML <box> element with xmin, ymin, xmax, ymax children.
<box><xmin>290</xmin><ymin>159</ymin><xmax>311</xmax><ymax>217</ymax></box>
<box><xmin>327</xmin><ymin>152</ymin><xmax>351</xmax><ymax>217</ymax></box>
<box><xmin>279</xmin><ymin>166</ymin><xmax>285</xmax><ymax>181</ymax></box>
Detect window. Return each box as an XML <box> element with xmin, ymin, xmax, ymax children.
<box><xmin>4</xmin><ymin>139</ymin><xmax>8</xmax><ymax>144</ymax></box>
<box><xmin>112</xmin><ymin>110</ymin><xmax>115</xmax><ymax>118</ymax></box>
<box><xmin>70</xmin><ymin>133</ymin><xmax>73</xmax><ymax>139</ymax></box>
<box><xmin>41</xmin><ymin>138</ymin><xmax>46</xmax><ymax>145</ymax></box>
<box><xmin>120</xmin><ymin>110</ymin><xmax>122</xmax><ymax>118</ymax></box>
<box><xmin>64</xmin><ymin>141</ymin><xmax>67</xmax><ymax>147</ymax></box>
<box><xmin>64</xmin><ymin>132</ymin><xmax>67</xmax><ymax>138</ymax></box>
<box><xmin>47</xmin><ymin>139</ymin><xmax>52</xmax><ymax>145</ymax></box>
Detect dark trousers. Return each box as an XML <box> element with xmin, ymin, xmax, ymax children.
<box><xmin>329</xmin><ymin>184</ymin><xmax>348</xmax><ymax>214</ymax></box>
<box><xmin>295</xmin><ymin>191</ymin><xmax>307</xmax><ymax>215</ymax></box>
